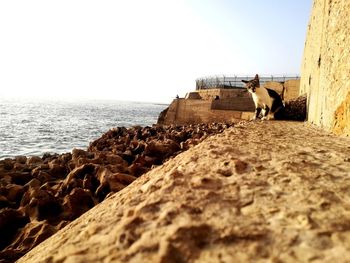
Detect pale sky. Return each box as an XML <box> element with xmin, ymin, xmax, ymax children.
<box><xmin>0</xmin><ymin>0</ymin><xmax>312</xmax><ymax>103</ymax></box>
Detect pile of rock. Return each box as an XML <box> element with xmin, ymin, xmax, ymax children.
<box><xmin>284</xmin><ymin>95</ymin><xmax>307</xmax><ymax>121</ymax></box>
<box><xmin>0</xmin><ymin>123</ymin><xmax>233</xmax><ymax>262</ymax></box>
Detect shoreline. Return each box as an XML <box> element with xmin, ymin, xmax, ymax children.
<box><xmin>0</xmin><ymin>122</ymin><xmax>236</xmax><ymax>262</ymax></box>
<box><xmin>0</xmin><ymin>99</ymin><xmax>166</xmax><ymax>161</ymax></box>
<box><xmin>16</xmin><ymin>121</ymin><xmax>350</xmax><ymax>262</ymax></box>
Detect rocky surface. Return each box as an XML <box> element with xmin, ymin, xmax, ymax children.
<box><xmin>284</xmin><ymin>95</ymin><xmax>307</xmax><ymax>121</ymax></box>
<box><xmin>0</xmin><ymin>123</ymin><xmax>232</xmax><ymax>263</ymax></box>
<box><xmin>17</xmin><ymin>121</ymin><xmax>350</xmax><ymax>262</ymax></box>
<box><xmin>333</xmin><ymin>92</ymin><xmax>350</xmax><ymax>136</ymax></box>
<box><xmin>300</xmin><ymin>0</ymin><xmax>350</xmax><ymax>136</ymax></box>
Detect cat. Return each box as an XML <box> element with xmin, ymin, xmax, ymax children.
<box><xmin>242</xmin><ymin>74</ymin><xmax>285</xmax><ymax>120</ymax></box>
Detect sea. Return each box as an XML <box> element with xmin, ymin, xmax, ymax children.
<box><xmin>0</xmin><ymin>98</ymin><xmax>168</xmax><ymax>160</ymax></box>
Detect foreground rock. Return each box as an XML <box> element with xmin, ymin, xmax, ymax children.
<box><xmin>0</xmin><ymin>123</ymin><xmax>232</xmax><ymax>262</ymax></box>
<box><xmin>284</xmin><ymin>95</ymin><xmax>307</xmax><ymax>121</ymax></box>
<box><xmin>17</xmin><ymin>121</ymin><xmax>350</xmax><ymax>262</ymax></box>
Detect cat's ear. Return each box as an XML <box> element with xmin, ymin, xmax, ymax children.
<box><xmin>254</xmin><ymin>74</ymin><xmax>259</xmax><ymax>80</ymax></box>
<box><xmin>241</xmin><ymin>80</ymin><xmax>249</xmax><ymax>84</ymax></box>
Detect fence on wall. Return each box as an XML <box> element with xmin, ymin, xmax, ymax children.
<box><xmin>195</xmin><ymin>75</ymin><xmax>300</xmax><ymax>90</ymax></box>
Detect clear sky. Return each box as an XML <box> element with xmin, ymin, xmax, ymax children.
<box><xmin>0</xmin><ymin>0</ymin><xmax>312</xmax><ymax>103</ymax></box>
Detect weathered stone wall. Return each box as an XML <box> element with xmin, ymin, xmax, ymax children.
<box><xmin>284</xmin><ymin>80</ymin><xmax>301</xmax><ymax>101</ymax></box>
<box><xmin>262</xmin><ymin>80</ymin><xmax>300</xmax><ymax>101</ymax></box>
<box><xmin>300</xmin><ymin>0</ymin><xmax>350</xmax><ymax>136</ymax></box>
<box><xmin>187</xmin><ymin>89</ymin><xmax>249</xmax><ymax>100</ymax></box>
<box><xmin>211</xmin><ymin>97</ymin><xmax>255</xmax><ymax>112</ymax></box>
<box><xmin>189</xmin><ymin>80</ymin><xmax>300</xmax><ymax>103</ymax></box>
<box><xmin>161</xmin><ymin>99</ymin><xmax>254</xmax><ymax>125</ymax></box>
<box><xmin>163</xmin><ymin>80</ymin><xmax>303</xmax><ymax>125</ymax></box>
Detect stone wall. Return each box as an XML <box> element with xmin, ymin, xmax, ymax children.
<box><xmin>262</xmin><ymin>80</ymin><xmax>300</xmax><ymax>101</ymax></box>
<box><xmin>188</xmin><ymin>80</ymin><xmax>300</xmax><ymax>103</ymax></box>
<box><xmin>186</xmin><ymin>89</ymin><xmax>249</xmax><ymax>100</ymax></box>
<box><xmin>160</xmin><ymin>99</ymin><xmax>254</xmax><ymax>125</ymax></box>
<box><xmin>163</xmin><ymin>80</ymin><xmax>302</xmax><ymax>125</ymax></box>
<box><xmin>300</xmin><ymin>0</ymin><xmax>350</xmax><ymax>136</ymax></box>
<box><xmin>211</xmin><ymin>97</ymin><xmax>255</xmax><ymax>112</ymax></box>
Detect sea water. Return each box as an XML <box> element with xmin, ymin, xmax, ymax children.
<box><xmin>0</xmin><ymin>98</ymin><xmax>167</xmax><ymax>159</ymax></box>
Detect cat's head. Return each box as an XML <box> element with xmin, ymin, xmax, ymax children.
<box><xmin>241</xmin><ymin>74</ymin><xmax>260</xmax><ymax>93</ymax></box>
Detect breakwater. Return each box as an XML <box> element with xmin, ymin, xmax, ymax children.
<box><xmin>0</xmin><ymin>122</ymin><xmax>234</xmax><ymax>262</ymax></box>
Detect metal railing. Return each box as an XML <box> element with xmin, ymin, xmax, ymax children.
<box><xmin>195</xmin><ymin>75</ymin><xmax>300</xmax><ymax>90</ymax></box>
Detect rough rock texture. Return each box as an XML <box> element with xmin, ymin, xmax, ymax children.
<box><xmin>18</xmin><ymin>121</ymin><xmax>350</xmax><ymax>263</ymax></box>
<box><xmin>300</xmin><ymin>0</ymin><xmax>350</xmax><ymax>136</ymax></box>
<box><xmin>284</xmin><ymin>95</ymin><xmax>307</xmax><ymax>121</ymax></box>
<box><xmin>158</xmin><ymin>98</ymin><xmax>254</xmax><ymax>125</ymax></box>
<box><xmin>333</xmin><ymin>92</ymin><xmax>350</xmax><ymax>136</ymax></box>
<box><xmin>0</xmin><ymin>124</ymin><xmax>232</xmax><ymax>262</ymax></box>
<box><xmin>262</xmin><ymin>80</ymin><xmax>300</xmax><ymax>101</ymax></box>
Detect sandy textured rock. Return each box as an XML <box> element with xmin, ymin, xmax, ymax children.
<box><xmin>0</xmin><ymin>123</ymin><xmax>231</xmax><ymax>262</ymax></box>
<box><xmin>18</xmin><ymin>121</ymin><xmax>350</xmax><ymax>263</ymax></box>
<box><xmin>300</xmin><ymin>0</ymin><xmax>350</xmax><ymax>136</ymax></box>
<box><xmin>333</xmin><ymin>92</ymin><xmax>350</xmax><ymax>136</ymax></box>
<box><xmin>284</xmin><ymin>95</ymin><xmax>307</xmax><ymax>121</ymax></box>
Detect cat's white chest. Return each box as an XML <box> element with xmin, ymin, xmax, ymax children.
<box><xmin>251</xmin><ymin>88</ymin><xmax>272</xmax><ymax>108</ymax></box>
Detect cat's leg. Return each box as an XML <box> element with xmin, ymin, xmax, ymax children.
<box><xmin>261</xmin><ymin>106</ymin><xmax>270</xmax><ymax>120</ymax></box>
<box><xmin>254</xmin><ymin>107</ymin><xmax>262</xmax><ymax>120</ymax></box>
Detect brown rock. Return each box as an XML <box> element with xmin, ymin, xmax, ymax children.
<box><xmin>13</xmin><ymin>162</ymin><xmax>30</xmax><ymax>172</ymax></box>
<box><xmin>82</xmin><ymin>173</ymin><xmax>99</xmax><ymax>192</ymax></box>
<box><xmin>234</xmin><ymin>159</ymin><xmax>249</xmax><ymax>174</ymax></box>
<box><xmin>108</xmin><ymin>173</ymin><xmax>137</xmax><ymax>191</ymax></box>
<box><xmin>144</xmin><ymin>139</ymin><xmax>181</xmax><ymax>158</ymax></box>
<box><xmin>60</xmin><ymin>153</ymin><xmax>72</xmax><ymax>163</ymax></box>
<box><xmin>106</xmin><ymin>154</ymin><xmax>128</xmax><ymax>166</ymax></box>
<box><xmin>31</xmin><ymin>164</ymin><xmax>50</xmax><ymax>175</ymax></box>
<box><xmin>24</xmin><ymin>178</ymin><xmax>42</xmax><ymax>189</ymax></box>
<box><xmin>1</xmin><ymin>158</ymin><xmax>15</xmax><ymax>170</ymax></box>
<box><xmin>180</xmin><ymin>141</ymin><xmax>189</xmax><ymax>150</ymax></box>
<box><xmin>95</xmin><ymin>167</ymin><xmax>111</xmax><ymax>186</ymax></box>
<box><xmin>72</xmin><ymin>148</ymin><xmax>93</xmax><ymax>162</ymax></box>
<box><xmin>22</xmin><ymin>188</ymin><xmax>62</xmax><ymax>221</ymax></box>
<box><xmin>0</xmin><ymin>208</ymin><xmax>29</xmax><ymax>250</ymax></box>
<box><xmin>26</xmin><ymin>156</ymin><xmax>43</xmax><ymax>166</ymax></box>
<box><xmin>62</xmin><ymin>188</ymin><xmax>95</xmax><ymax>220</ymax></box>
<box><xmin>0</xmin><ymin>174</ymin><xmax>12</xmax><ymax>185</ymax></box>
<box><xmin>47</xmin><ymin>162</ymin><xmax>67</xmax><ymax>178</ymax></box>
<box><xmin>2</xmin><ymin>221</ymin><xmax>61</xmax><ymax>262</ymax></box>
<box><xmin>64</xmin><ymin>164</ymin><xmax>96</xmax><ymax>186</ymax></box>
<box><xmin>120</xmin><ymin>152</ymin><xmax>135</xmax><ymax>164</ymax></box>
<box><xmin>10</xmin><ymin>171</ymin><xmax>33</xmax><ymax>185</ymax></box>
<box><xmin>76</xmin><ymin>157</ymin><xmax>91</xmax><ymax>166</ymax></box>
<box><xmin>42</xmin><ymin>153</ymin><xmax>58</xmax><ymax>163</ymax></box>
<box><xmin>0</xmin><ymin>195</ymin><xmax>11</xmax><ymax>209</ymax></box>
<box><xmin>95</xmin><ymin>168</ymin><xmax>130</xmax><ymax>198</ymax></box>
<box><xmin>5</xmin><ymin>184</ymin><xmax>25</xmax><ymax>204</ymax></box>
<box><xmin>128</xmin><ymin>163</ymin><xmax>150</xmax><ymax>177</ymax></box>
<box><xmin>34</xmin><ymin>171</ymin><xmax>52</xmax><ymax>183</ymax></box>
<box><xmin>284</xmin><ymin>95</ymin><xmax>307</xmax><ymax>121</ymax></box>
<box><xmin>15</xmin><ymin>156</ymin><xmax>27</xmax><ymax>165</ymax></box>
<box><xmin>106</xmin><ymin>163</ymin><xmax>129</xmax><ymax>174</ymax></box>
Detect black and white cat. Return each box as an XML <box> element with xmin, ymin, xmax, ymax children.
<box><xmin>242</xmin><ymin>74</ymin><xmax>285</xmax><ymax>120</ymax></box>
